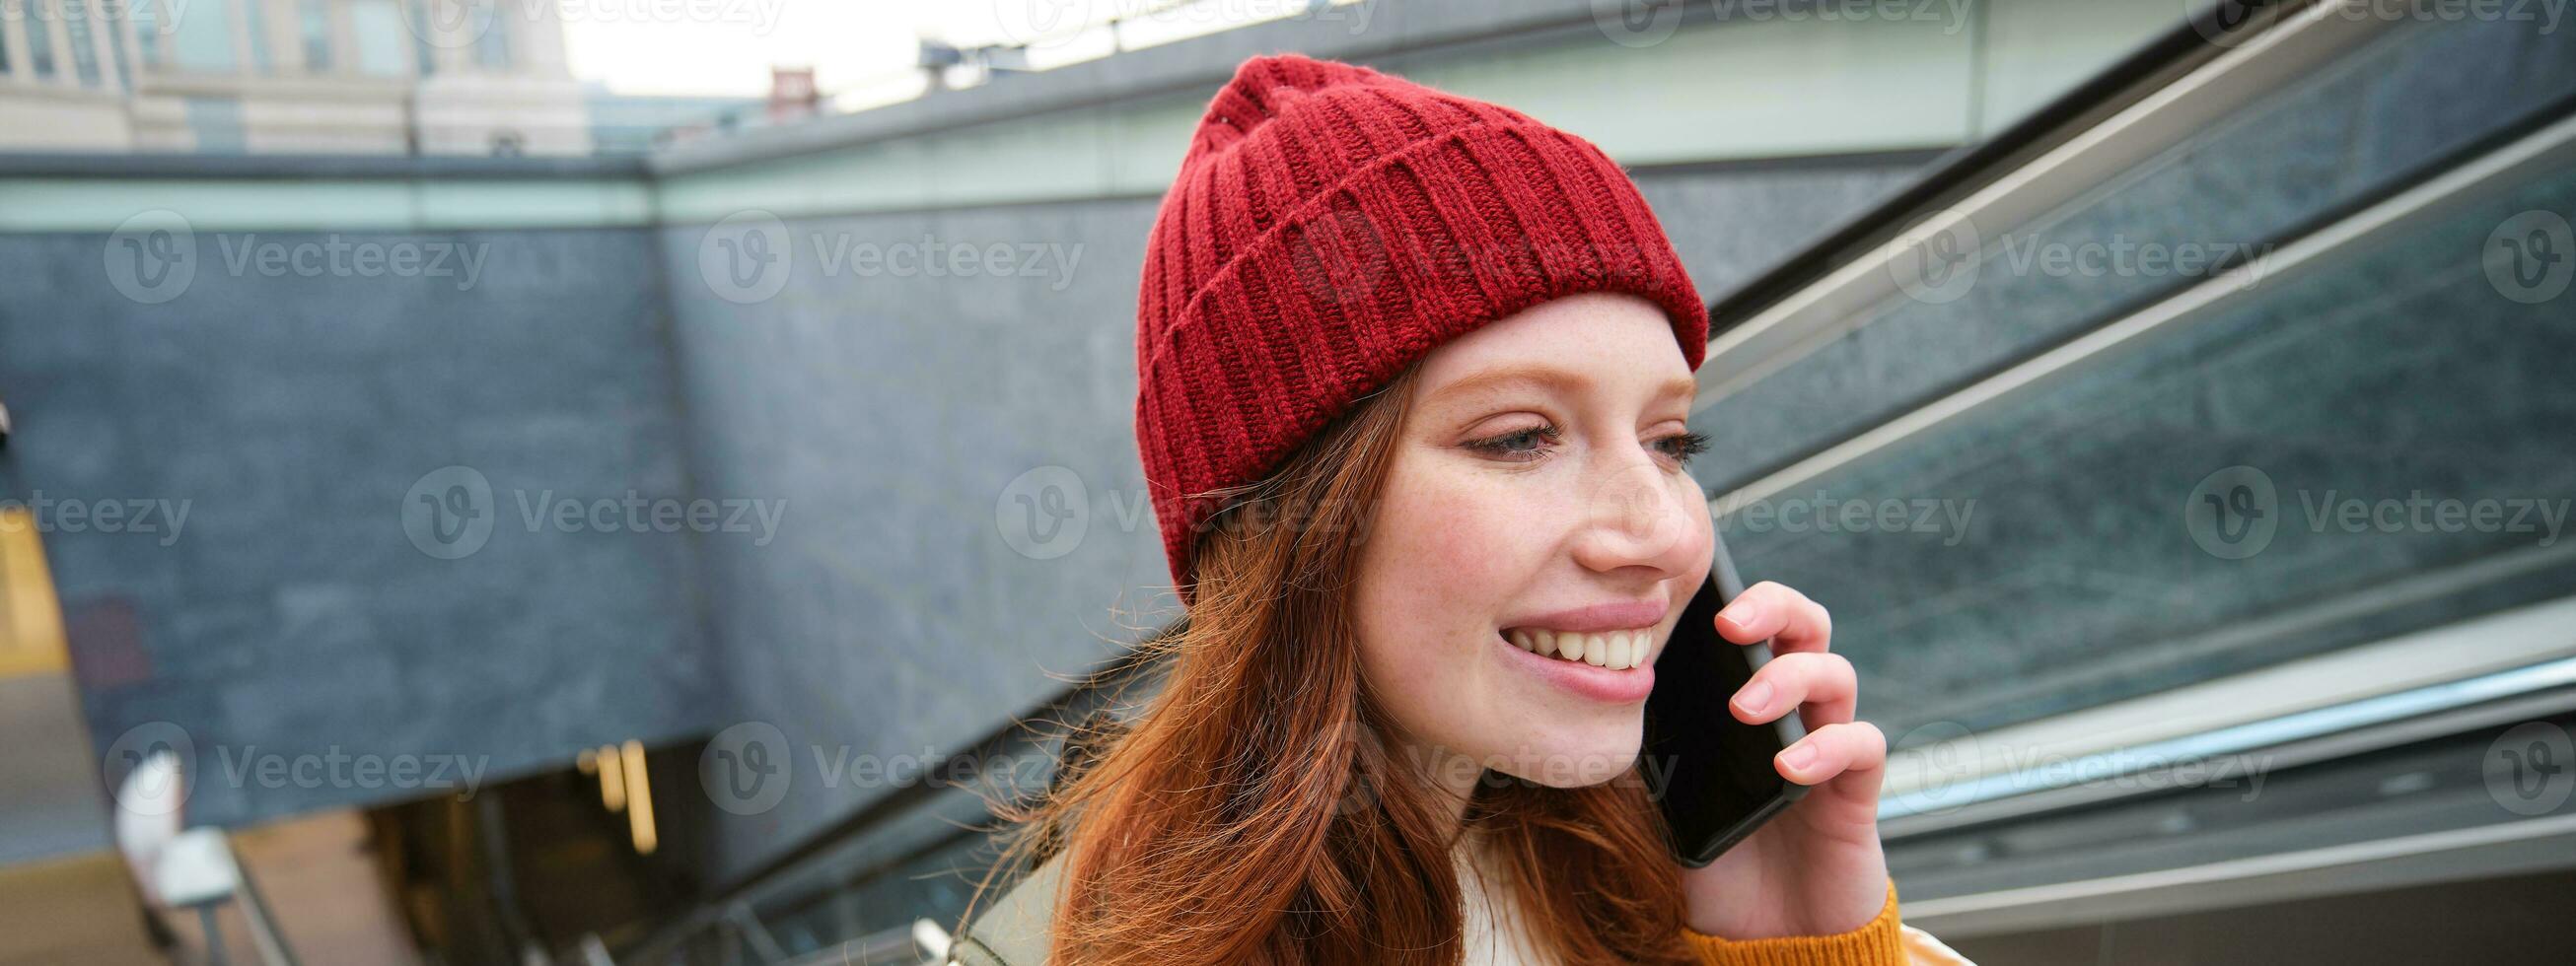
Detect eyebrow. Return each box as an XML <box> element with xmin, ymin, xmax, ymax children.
<box><xmin>1429</xmin><ymin>364</ymin><xmax>1700</xmax><ymax>409</ymax></box>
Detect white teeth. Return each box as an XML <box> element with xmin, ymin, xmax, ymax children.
<box><xmin>1511</xmin><ymin>627</ymin><xmax>1653</xmax><ymax>669</ymax></box>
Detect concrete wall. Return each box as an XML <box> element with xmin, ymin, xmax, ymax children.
<box><xmin>0</xmin><ymin>225</ymin><xmax>724</xmax><ymax>832</ymax></box>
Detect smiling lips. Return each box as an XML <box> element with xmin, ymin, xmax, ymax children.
<box><xmin>1497</xmin><ymin>598</ymin><xmax>1670</xmax><ymax>672</ymax></box>
<box><xmin>1502</xmin><ymin>627</ymin><xmax>1653</xmax><ymax>670</ymax></box>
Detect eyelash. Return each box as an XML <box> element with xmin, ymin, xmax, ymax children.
<box><xmin>1467</xmin><ymin>423</ymin><xmax>1709</xmax><ymax>467</ymax></box>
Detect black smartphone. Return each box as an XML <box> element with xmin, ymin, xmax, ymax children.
<box><xmin>1641</xmin><ymin>529</ymin><xmax>1810</xmax><ymax>867</ymax></box>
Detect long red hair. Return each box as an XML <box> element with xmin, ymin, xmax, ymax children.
<box><xmin>970</xmin><ymin>361</ymin><xmax>1701</xmax><ymax>964</ymax></box>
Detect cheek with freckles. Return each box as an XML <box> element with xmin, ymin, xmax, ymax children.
<box><xmin>1357</xmin><ymin>467</ymin><xmax>1690</xmax><ymax>786</ymax></box>
<box><xmin>1352</xmin><ymin>459</ymin><xmax>1561</xmax><ymax>759</ymax></box>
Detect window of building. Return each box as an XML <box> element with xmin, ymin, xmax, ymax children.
<box><xmin>183</xmin><ymin>97</ymin><xmax>248</xmax><ymax>153</ymax></box>
<box><xmin>471</xmin><ymin>1</ymin><xmax>511</xmax><ymax>71</ymax></box>
<box><xmin>29</xmin><ymin>1</ymin><xmax>57</xmax><ymax>79</ymax></box>
<box><xmin>243</xmin><ymin>0</ymin><xmax>272</xmax><ymax>71</ymax></box>
<box><xmin>65</xmin><ymin>0</ymin><xmax>104</xmax><ymax>86</ymax></box>
<box><xmin>299</xmin><ymin>0</ymin><xmax>332</xmax><ymax>71</ymax></box>
<box><xmin>129</xmin><ymin>0</ymin><xmax>165</xmax><ymax>69</ymax></box>
<box><xmin>349</xmin><ymin>0</ymin><xmax>407</xmax><ymax>77</ymax></box>
<box><xmin>169</xmin><ymin>0</ymin><xmax>239</xmax><ymax>72</ymax></box>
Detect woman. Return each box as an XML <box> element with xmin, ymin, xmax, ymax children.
<box><xmin>954</xmin><ymin>54</ymin><xmax>1973</xmax><ymax>966</ymax></box>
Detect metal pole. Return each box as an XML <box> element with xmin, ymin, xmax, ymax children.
<box><xmin>225</xmin><ymin>839</ymin><xmax>302</xmax><ymax>966</ymax></box>
<box><xmin>196</xmin><ymin>904</ymin><xmax>232</xmax><ymax>966</ymax></box>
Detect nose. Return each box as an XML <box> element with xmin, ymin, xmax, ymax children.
<box><xmin>1568</xmin><ymin>445</ymin><xmax>1707</xmax><ymax>578</ymax></box>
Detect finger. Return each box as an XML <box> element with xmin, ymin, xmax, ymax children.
<box><xmin>1775</xmin><ymin>721</ymin><xmax>1888</xmax><ymax>798</ymax></box>
<box><xmin>1713</xmin><ymin>581</ymin><xmax>1832</xmax><ymax>655</ymax></box>
<box><xmin>1729</xmin><ymin>651</ymin><xmax>1857</xmax><ymax>730</ymax></box>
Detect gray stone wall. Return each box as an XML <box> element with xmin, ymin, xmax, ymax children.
<box><xmin>0</xmin><ymin>227</ymin><xmax>723</xmax><ymax>830</ymax></box>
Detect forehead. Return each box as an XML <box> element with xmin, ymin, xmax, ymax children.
<box><xmin>1423</xmin><ymin>363</ymin><xmax>1699</xmax><ymax>411</ymax></box>
<box><xmin>1411</xmin><ymin>293</ymin><xmax>1692</xmax><ymax>403</ymax></box>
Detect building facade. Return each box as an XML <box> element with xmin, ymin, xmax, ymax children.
<box><xmin>0</xmin><ymin>0</ymin><xmax>588</xmax><ymax>155</ymax></box>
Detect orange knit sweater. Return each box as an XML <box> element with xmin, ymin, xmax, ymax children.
<box><xmin>1681</xmin><ymin>877</ymin><xmax>1972</xmax><ymax>966</ymax></box>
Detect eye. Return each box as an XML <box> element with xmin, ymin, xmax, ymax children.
<box><xmin>1466</xmin><ymin>423</ymin><xmax>1562</xmax><ymax>461</ymax></box>
<box><xmin>1656</xmin><ymin>430</ymin><xmax>1709</xmax><ymax>467</ymax></box>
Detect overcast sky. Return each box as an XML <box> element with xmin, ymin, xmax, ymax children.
<box><xmin>560</xmin><ymin>2</ymin><xmax>927</xmax><ymax>99</ymax></box>
<box><xmin>558</xmin><ymin>1</ymin><xmax>1327</xmax><ymax>101</ymax></box>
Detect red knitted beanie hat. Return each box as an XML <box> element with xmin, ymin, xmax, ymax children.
<box><xmin>1135</xmin><ymin>52</ymin><xmax>1709</xmax><ymax>604</ymax></box>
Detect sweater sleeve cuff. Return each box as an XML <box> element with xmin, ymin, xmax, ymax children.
<box><xmin>1681</xmin><ymin>878</ymin><xmax>1905</xmax><ymax>966</ymax></box>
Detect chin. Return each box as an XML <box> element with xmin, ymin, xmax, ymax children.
<box><xmin>1489</xmin><ymin>718</ymin><xmax>1643</xmax><ymax>789</ymax></box>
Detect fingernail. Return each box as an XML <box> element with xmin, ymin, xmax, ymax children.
<box><xmin>1717</xmin><ymin>605</ymin><xmax>1756</xmax><ymax>635</ymax></box>
<box><xmin>1735</xmin><ymin>681</ymin><xmax>1774</xmax><ymax>715</ymax></box>
<box><xmin>1781</xmin><ymin>742</ymin><xmax>1816</xmax><ymax>771</ymax></box>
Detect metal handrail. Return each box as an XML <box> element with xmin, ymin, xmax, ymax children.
<box><xmin>1881</xmin><ymin>656</ymin><xmax>2576</xmax><ymax>830</ymax></box>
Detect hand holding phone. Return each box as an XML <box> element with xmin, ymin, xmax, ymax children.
<box><xmin>1646</xmin><ymin>532</ymin><xmax>1897</xmax><ymax>941</ymax></box>
<box><xmin>1640</xmin><ymin>529</ymin><xmax>1810</xmax><ymax>866</ymax></box>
